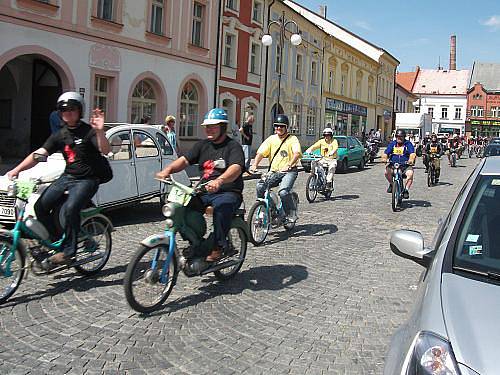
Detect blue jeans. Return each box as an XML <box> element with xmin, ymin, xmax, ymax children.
<box><xmin>256</xmin><ymin>170</ymin><xmax>298</xmax><ymax>215</ymax></box>
<box><xmin>199</xmin><ymin>192</ymin><xmax>242</xmax><ymax>251</ymax></box>
<box><xmin>34</xmin><ymin>174</ymin><xmax>99</xmax><ymax>257</ymax></box>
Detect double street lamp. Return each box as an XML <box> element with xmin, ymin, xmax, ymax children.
<box><xmin>261</xmin><ymin>11</ymin><xmax>302</xmax><ymax>116</ymax></box>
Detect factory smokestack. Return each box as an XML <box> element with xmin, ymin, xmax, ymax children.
<box><xmin>319</xmin><ymin>5</ymin><xmax>327</xmax><ymax>19</ymax></box>
<box><xmin>450</xmin><ymin>35</ymin><xmax>457</xmax><ymax>70</ymax></box>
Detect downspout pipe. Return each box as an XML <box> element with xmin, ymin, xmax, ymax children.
<box><xmin>262</xmin><ymin>0</ymin><xmax>276</xmax><ymax>141</ymax></box>
<box><xmin>214</xmin><ymin>0</ymin><xmax>223</xmax><ymax>107</ymax></box>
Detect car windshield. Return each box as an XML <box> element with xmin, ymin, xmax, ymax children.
<box><xmin>333</xmin><ymin>137</ymin><xmax>347</xmax><ymax>148</ymax></box>
<box><xmin>454</xmin><ymin>175</ymin><xmax>500</xmax><ymax>274</ymax></box>
<box><xmin>485</xmin><ymin>145</ymin><xmax>500</xmax><ymax>157</ymax></box>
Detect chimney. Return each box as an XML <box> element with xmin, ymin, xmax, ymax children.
<box><xmin>450</xmin><ymin>35</ymin><xmax>457</xmax><ymax>70</ymax></box>
<box><xmin>319</xmin><ymin>5</ymin><xmax>327</xmax><ymax>19</ymax></box>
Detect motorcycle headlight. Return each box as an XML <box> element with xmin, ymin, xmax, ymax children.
<box><xmin>161</xmin><ymin>203</ymin><xmax>175</xmax><ymax>218</ymax></box>
<box><xmin>7</xmin><ymin>184</ymin><xmax>17</xmax><ymax>198</ymax></box>
<box><xmin>165</xmin><ymin>218</ymin><xmax>174</xmax><ymax>228</ymax></box>
<box><xmin>405</xmin><ymin>332</ymin><xmax>460</xmax><ymax>375</ymax></box>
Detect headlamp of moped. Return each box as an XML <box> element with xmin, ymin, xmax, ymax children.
<box><xmin>7</xmin><ymin>183</ymin><xmax>17</xmax><ymax>198</ymax></box>
<box><xmin>165</xmin><ymin>218</ymin><xmax>174</xmax><ymax>228</ymax></box>
<box><xmin>162</xmin><ymin>202</ymin><xmax>176</xmax><ymax>218</ymax></box>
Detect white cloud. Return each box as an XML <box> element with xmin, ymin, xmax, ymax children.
<box><xmin>481</xmin><ymin>15</ymin><xmax>500</xmax><ymax>31</ymax></box>
<box><xmin>354</xmin><ymin>21</ymin><xmax>372</xmax><ymax>31</ymax></box>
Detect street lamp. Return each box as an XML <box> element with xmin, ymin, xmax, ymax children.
<box><xmin>261</xmin><ymin>11</ymin><xmax>302</xmax><ymax>116</ymax></box>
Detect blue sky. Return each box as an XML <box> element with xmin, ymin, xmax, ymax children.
<box><xmin>297</xmin><ymin>0</ymin><xmax>500</xmax><ymax>72</ymax></box>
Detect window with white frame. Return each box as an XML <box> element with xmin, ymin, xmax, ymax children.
<box><xmin>491</xmin><ymin>106</ymin><xmax>500</xmax><ymax>118</ymax></box>
<box><xmin>223</xmin><ymin>33</ymin><xmax>236</xmax><ymax>67</ymax></box>
<box><xmin>97</xmin><ymin>0</ymin><xmax>114</xmax><ymax>21</ymax></box>
<box><xmin>93</xmin><ymin>76</ymin><xmax>109</xmax><ymax>114</ymax></box>
<box><xmin>306</xmin><ymin>106</ymin><xmax>316</xmax><ymax>136</ymax></box>
<box><xmin>275</xmin><ymin>44</ymin><xmax>281</xmax><ymax>73</ymax></box>
<box><xmin>291</xmin><ymin>100</ymin><xmax>302</xmax><ymax>135</ymax></box>
<box><xmin>441</xmin><ymin>107</ymin><xmax>448</xmax><ymax>119</ymax></box>
<box><xmin>226</xmin><ymin>0</ymin><xmax>238</xmax><ymax>11</ymax></box>
<box><xmin>295</xmin><ymin>54</ymin><xmax>303</xmax><ymax>80</ymax></box>
<box><xmin>341</xmin><ymin>73</ymin><xmax>347</xmax><ymax>96</ymax></box>
<box><xmin>131</xmin><ymin>80</ymin><xmax>156</xmax><ymax>124</ymax></box>
<box><xmin>328</xmin><ymin>70</ymin><xmax>335</xmax><ymax>92</ymax></box>
<box><xmin>428</xmin><ymin>107</ymin><xmax>434</xmax><ymax>118</ymax></box>
<box><xmin>249</xmin><ymin>42</ymin><xmax>261</xmax><ymax>74</ymax></box>
<box><xmin>192</xmin><ymin>2</ymin><xmax>204</xmax><ymax>47</ymax></box>
<box><xmin>454</xmin><ymin>107</ymin><xmax>462</xmax><ymax>120</ymax></box>
<box><xmin>355</xmin><ymin>80</ymin><xmax>361</xmax><ymax>100</ymax></box>
<box><xmin>150</xmin><ymin>0</ymin><xmax>164</xmax><ymax>34</ymax></box>
<box><xmin>179</xmin><ymin>82</ymin><xmax>198</xmax><ymax>137</ymax></box>
<box><xmin>252</xmin><ymin>0</ymin><xmax>263</xmax><ymax>23</ymax></box>
<box><xmin>368</xmin><ymin>85</ymin><xmax>373</xmax><ymax>103</ymax></box>
<box><xmin>470</xmin><ymin>105</ymin><xmax>484</xmax><ymax>117</ymax></box>
<box><xmin>311</xmin><ymin>61</ymin><xmax>318</xmax><ymax>85</ymax></box>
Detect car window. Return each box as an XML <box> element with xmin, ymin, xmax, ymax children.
<box><xmin>454</xmin><ymin>175</ymin><xmax>500</xmax><ymax>273</ymax></box>
<box><xmin>108</xmin><ymin>131</ymin><xmax>132</xmax><ymax>161</ymax></box>
<box><xmin>334</xmin><ymin>137</ymin><xmax>347</xmax><ymax>148</ymax></box>
<box><xmin>133</xmin><ymin>132</ymin><xmax>159</xmax><ymax>158</ymax></box>
<box><xmin>354</xmin><ymin>138</ymin><xmax>363</xmax><ymax>147</ymax></box>
<box><xmin>485</xmin><ymin>145</ymin><xmax>500</xmax><ymax>157</ymax></box>
<box><xmin>347</xmin><ymin>137</ymin><xmax>356</xmax><ymax>148</ymax></box>
<box><xmin>156</xmin><ymin>133</ymin><xmax>173</xmax><ymax>156</ymax></box>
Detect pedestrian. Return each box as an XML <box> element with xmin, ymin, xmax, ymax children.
<box><xmin>49</xmin><ymin>108</ymin><xmax>62</xmax><ymax>134</ymax></box>
<box><xmin>240</xmin><ymin>115</ymin><xmax>254</xmax><ymax>172</ymax></box>
<box><xmin>141</xmin><ymin>116</ymin><xmax>151</xmax><ymax>125</ymax></box>
<box><xmin>163</xmin><ymin>115</ymin><xmax>178</xmax><ymax>153</ymax></box>
<box><xmin>375</xmin><ymin>128</ymin><xmax>382</xmax><ymax>140</ymax></box>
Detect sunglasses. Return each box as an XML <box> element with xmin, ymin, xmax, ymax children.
<box><xmin>274</xmin><ymin>124</ymin><xmax>286</xmax><ymax>129</ymax></box>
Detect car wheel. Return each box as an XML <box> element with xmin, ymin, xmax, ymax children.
<box><xmin>357</xmin><ymin>157</ymin><xmax>365</xmax><ymax>170</ymax></box>
<box><xmin>341</xmin><ymin>159</ymin><xmax>348</xmax><ymax>173</ymax></box>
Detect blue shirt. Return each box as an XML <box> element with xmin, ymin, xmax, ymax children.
<box><xmin>49</xmin><ymin>110</ymin><xmax>62</xmax><ymax>134</ymax></box>
<box><xmin>385</xmin><ymin>140</ymin><xmax>415</xmax><ymax>165</ymax></box>
<box><xmin>165</xmin><ymin>130</ymin><xmax>176</xmax><ymax>151</ymax></box>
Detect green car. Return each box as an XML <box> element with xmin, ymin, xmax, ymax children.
<box><xmin>302</xmin><ymin>136</ymin><xmax>366</xmax><ymax>173</ymax></box>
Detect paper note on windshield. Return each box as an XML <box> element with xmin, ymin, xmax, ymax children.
<box><xmin>492</xmin><ymin>179</ymin><xmax>500</xmax><ymax>186</ymax></box>
<box><xmin>469</xmin><ymin>246</ymin><xmax>483</xmax><ymax>256</ymax></box>
<box><xmin>466</xmin><ymin>234</ymin><xmax>480</xmax><ymax>243</ymax></box>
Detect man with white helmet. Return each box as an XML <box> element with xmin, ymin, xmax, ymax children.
<box><xmin>156</xmin><ymin>108</ymin><xmax>245</xmax><ymax>262</ymax></box>
<box><xmin>305</xmin><ymin>127</ymin><xmax>339</xmax><ymax>190</ymax></box>
<box><xmin>7</xmin><ymin>92</ymin><xmax>112</xmax><ymax>267</ymax></box>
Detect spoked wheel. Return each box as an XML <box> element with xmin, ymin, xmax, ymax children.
<box><xmin>284</xmin><ymin>192</ymin><xmax>299</xmax><ymax>231</ymax></box>
<box><xmin>451</xmin><ymin>153</ymin><xmax>457</xmax><ymax>167</ymax></box>
<box><xmin>214</xmin><ymin>224</ymin><xmax>247</xmax><ymax>281</ymax></box>
<box><xmin>427</xmin><ymin>167</ymin><xmax>432</xmax><ymax>187</ymax></box>
<box><xmin>248</xmin><ymin>201</ymin><xmax>270</xmax><ymax>246</ymax></box>
<box><xmin>0</xmin><ymin>235</ymin><xmax>25</xmax><ymax>304</ymax></box>
<box><xmin>305</xmin><ymin>174</ymin><xmax>318</xmax><ymax>203</ymax></box>
<box><xmin>391</xmin><ymin>180</ymin><xmax>399</xmax><ymax>212</ymax></box>
<box><xmin>74</xmin><ymin>217</ymin><xmax>112</xmax><ymax>276</ymax></box>
<box><xmin>123</xmin><ymin>245</ymin><xmax>177</xmax><ymax>313</ymax></box>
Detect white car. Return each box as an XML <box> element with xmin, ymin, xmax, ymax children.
<box><xmin>0</xmin><ymin>124</ymin><xmax>190</xmax><ymax>223</ymax></box>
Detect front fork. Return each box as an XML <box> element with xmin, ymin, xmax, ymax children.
<box><xmin>151</xmin><ymin>231</ymin><xmax>176</xmax><ymax>284</ymax></box>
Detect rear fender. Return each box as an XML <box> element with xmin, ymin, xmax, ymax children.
<box><xmin>231</xmin><ymin>216</ymin><xmax>250</xmax><ymax>241</ymax></box>
<box><xmin>82</xmin><ymin>213</ymin><xmax>115</xmax><ymax>232</ymax></box>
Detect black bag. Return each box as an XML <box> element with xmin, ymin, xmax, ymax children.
<box><xmin>94</xmin><ymin>154</ymin><xmax>113</xmax><ymax>184</ymax></box>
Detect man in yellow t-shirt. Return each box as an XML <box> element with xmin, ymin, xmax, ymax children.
<box><xmin>250</xmin><ymin>114</ymin><xmax>302</xmax><ymax>223</ymax></box>
<box><xmin>305</xmin><ymin>127</ymin><xmax>338</xmax><ymax>190</ymax></box>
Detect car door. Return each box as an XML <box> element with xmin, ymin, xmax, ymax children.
<box><xmin>132</xmin><ymin>130</ymin><xmax>162</xmax><ymax>197</ymax></box>
<box><xmin>353</xmin><ymin>138</ymin><xmax>366</xmax><ymax>162</ymax></box>
<box><xmin>96</xmin><ymin>130</ymin><xmax>139</xmax><ymax>206</ymax></box>
<box><xmin>155</xmin><ymin>132</ymin><xmax>191</xmax><ymax>187</ymax></box>
<box><xmin>347</xmin><ymin>137</ymin><xmax>360</xmax><ymax>166</ymax></box>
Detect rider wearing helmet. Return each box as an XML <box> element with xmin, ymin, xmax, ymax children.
<box><xmin>382</xmin><ymin>129</ymin><xmax>416</xmax><ymax>198</ymax></box>
<box><xmin>156</xmin><ymin>108</ymin><xmax>245</xmax><ymax>262</ymax></box>
<box><xmin>251</xmin><ymin>114</ymin><xmax>302</xmax><ymax>223</ymax></box>
<box><xmin>305</xmin><ymin>127</ymin><xmax>339</xmax><ymax>190</ymax></box>
<box><xmin>7</xmin><ymin>92</ymin><xmax>112</xmax><ymax>267</ymax></box>
<box><xmin>425</xmin><ymin>133</ymin><xmax>443</xmax><ymax>182</ymax></box>
<box><xmin>447</xmin><ymin>134</ymin><xmax>460</xmax><ymax>166</ymax></box>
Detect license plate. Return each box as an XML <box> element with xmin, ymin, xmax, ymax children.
<box><xmin>0</xmin><ymin>206</ymin><xmax>15</xmax><ymax>219</ymax></box>
<box><xmin>167</xmin><ymin>186</ymin><xmax>192</xmax><ymax>206</ymax></box>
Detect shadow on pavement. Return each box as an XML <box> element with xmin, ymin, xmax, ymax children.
<box><xmin>436</xmin><ymin>182</ymin><xmax>453</xmax><ymax>186</ymax></box>
<box><xmin>404</xmin><ymin>200</ymin><xmax>432</xmax><ymax>209</ymax></box>
<box><xmin>145</xmin><ymin>264</ymin><xmax>308</xmax><ymax>317</ymax></box>
<box><xmin>107</xmin><ymin>202</ymin><xmax>164</xmax><ymax>227</ymax></box>
<box><xmin>0</xmin><ymin>264</ymin><xmax>127</xmax><ymax>308</ymax></box>
<box><xmin>332</xmin><ymin>194</ymin><xmax>360</xmax><ymax>201</ymax></box>
<box><xmin>260</xmin><ymin>223</ymin><xmax>338</xmax><ymax>246</ymax></box>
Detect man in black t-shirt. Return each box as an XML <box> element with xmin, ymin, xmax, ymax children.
<box><xmin>239</xmin><ymin>115</ymin><xmax>254</xmax><ymax>172</ymax></box>
<box><xmin>157</xmin><ymin>108</ymin><xmax>244</xmax><ymax>262</ymax></box>
<box><xmin>7</xmin><ymin>92</ymin><xmax>111</xmax><ymax>267</ymax></box>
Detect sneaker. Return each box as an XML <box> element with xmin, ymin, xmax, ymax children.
<box><xmin>403</xmin><ymin>189</ymin><xmax>409</xmax><ymax>199</ymax></box>
<box><xmin>387</xmin><ymin>184</ymin><xmax>392</xmax><ymax>193</ymax></box>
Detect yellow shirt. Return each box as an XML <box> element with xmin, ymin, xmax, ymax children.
<box><xmin>306</xmin><ymin>139</ymin><xmax>339</xmax><ymax>160</ymax></box>
<box><xmin>257</xmin><ymin>134</ymin><xmax>302</xmax><ymax>172</ymax></box>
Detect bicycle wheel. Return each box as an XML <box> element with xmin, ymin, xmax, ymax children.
<box><xmin>74</xmin><ymin>217</ymin><xmax>112</xmax><ymax>275</ymax></box>
<box><xmin>305</xmin><ymin>174</ymin><xmax>318</xmax><ymax>203</ymax></box>
<box><xmin>391</xmin><ymin>180</ymin><xmax>399</xmax><ymax>212</ymax></box>
<box><xmin>284</xmin><ymin>192</ymin><xmax>299</xmax><ymax>231</ymax></box>
<box><xmin>214</xmin><ymin>221</ymin><xmax>247</xmax><ymax>281</ymax></box>
<box><xmin>451</xmin><ymin>153</ymin><xmax>457</xmax><ymax>167</ymax></box>
<box><xmin>247</xmin><ymin>201</ymin><xmax>270</xmax><ymax>246</ymax></box>
<box><xmin>123</xmin><ymin>245</ymin><xmax>177</xmax><ymax>313</ymax></box>
<box><xmin>427</xmin><ymin>167</ymin><xmax>432</xmax><ymax>187</ymax></box>
<box><xmin>0</xmin><ymin>235</ymin><xmax>25</xmax><ymax>304</ymax></box>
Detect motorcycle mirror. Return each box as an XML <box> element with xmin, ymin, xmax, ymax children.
<box><xmin>33</xmin><ymin>153</ymin><xmax>48</xmax><ymax>162</ymax></box>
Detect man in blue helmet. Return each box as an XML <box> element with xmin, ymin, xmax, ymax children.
<box><xmin>156</xmin><ymin>108</ymin><xmax>245</xmax><ymax>262</ymax></box>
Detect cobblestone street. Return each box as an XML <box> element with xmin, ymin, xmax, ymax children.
<box><xmin>0</xmin><ymin>158</ymin><xmax>478</xmax><ymax>375</ymax></box>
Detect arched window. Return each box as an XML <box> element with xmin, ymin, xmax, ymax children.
<box><xmin>131</xmin><ymin>80</ymin><xmax>156</xmax><ymax>123</ymax></box>
<box><xmin>306</xmin><ymin>99</ymin><xmax>317</xmax><ymax>136</ymax></box>
<box><xmin>179</xmin><ymin>81</ymin><xmax>199</xmax><ymax>137</ymax></box>
<box><xmin>290</xmin><ymin>94</ymin><xmax>303</xmax><ymax>135</ymax></box>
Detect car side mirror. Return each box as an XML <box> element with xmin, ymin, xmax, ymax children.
<box><xmin>33</xmin><ymin>153</ymin><xmax>48</xmax><ymax>162</ymax></box>
<box><xmin>390</xmin><ymin>230</ymin><xmax>434</xmax><ymax>268</ymax></box>
<box><xmin>349</xmin><ymin>145</ymin><xmax>355</xmax><ymax>149</ymax></box>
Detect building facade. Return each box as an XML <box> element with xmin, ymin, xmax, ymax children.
<box><xmin>394</xmin><ymin>83</ymin><xmax>417</xmax><ymax>114</ymax></box>
<box><xmin>466</xmin><ymin>62</ymin><xmax>500</xmax><ymax>137</ymax></box>
<box><xmin>217</xmin><ymin>0</ymin><xmax>265</xmax><ymax>142</ymax></box>
<box><xmin>0</xmin><ymin>0</ymin><xmax>219</xmax><ymax>157</ymax></box>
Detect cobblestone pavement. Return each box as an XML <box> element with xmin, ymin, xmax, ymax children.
<box><xmin>0</xmin><ymin>157</ymin><xmax>479</xmax><ymax>374</ymax></box>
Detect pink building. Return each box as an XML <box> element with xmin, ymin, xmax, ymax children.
<box><xmin>0</xmin><ymin>0</ymin><xmax>220</xmax><ymax>156</ymax></box>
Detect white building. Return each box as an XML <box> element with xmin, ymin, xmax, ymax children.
<box><xmin>412</xmin><ymin>69</ymin><xmax>470</xmax><ymax>135</ymax></box>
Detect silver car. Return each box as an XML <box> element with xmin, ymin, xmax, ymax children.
<box><xmin>385</xmin><ymin>156</ymin><xmax>500</xmax><ymax>375</ymax></box>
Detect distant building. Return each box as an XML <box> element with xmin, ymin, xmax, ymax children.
<box><xmin>394</xmin><ymin>83</ymin><xmax>417</xmax><ymax>114</ymax></box>
<box><xmin>466</xmin><ymin>62</ymin><xmax>500</xmax><ymax>138</ymax></box>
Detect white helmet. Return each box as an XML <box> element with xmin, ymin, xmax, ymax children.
<box><xmin>322</xmin><ymin>127</ymin><xmax>334</xmax><ymax>135</ymax></box>
<box><xmin>57</xmin><ymin>91</ymin><xmax>85</xmax><ymax>118</ymax></box>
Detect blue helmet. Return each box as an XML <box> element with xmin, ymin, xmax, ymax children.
<box><xmin>201</xmin><ymin>108</ymin><xmax>229</xmax><ymax>126</ymax></box>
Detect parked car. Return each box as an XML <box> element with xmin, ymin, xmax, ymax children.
<box><xmin>484</xmin><ymin>143</ymin><xmax>500</xmax><ymax>157</ymax></box>
<box><xmin>301</xmin><ymin>136</ymin><xmax>366</xmax><ymax>173</ymax></box>
<box><xmin>0</xmin><ymin>124</ymin><xmax>189</xmax><ymax>224</ymax></box>
<box><xmin>385</xmin><ymin>156</ymin><xmax>500</xmax><ymax>375</ymax></box>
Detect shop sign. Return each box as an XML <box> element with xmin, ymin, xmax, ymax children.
<box><xmin>470</xmin><ymin>120</ymin><xmax>500</xmax><ymax>126</ymax></box>
<box><xmin>325</xmin><ymin>98</ymin><xmax>367</xmax><ymax>116</ymax></box>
